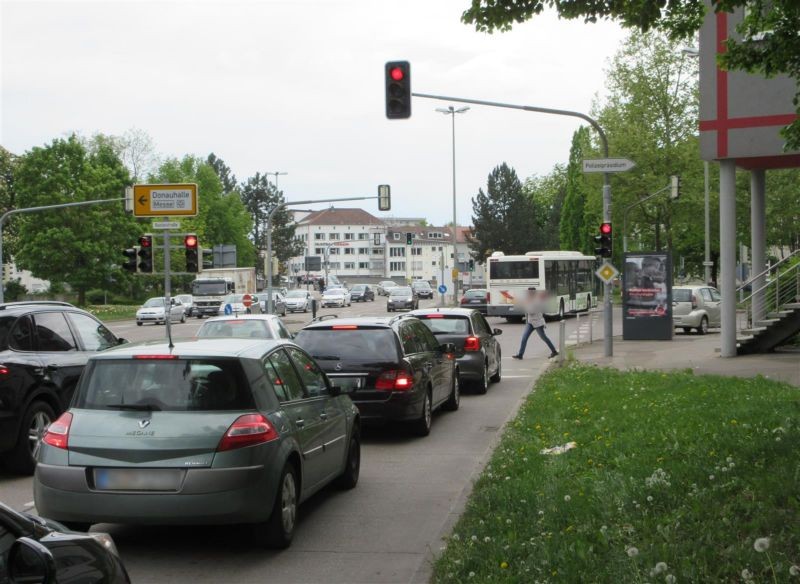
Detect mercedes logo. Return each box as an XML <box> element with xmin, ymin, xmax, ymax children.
<box><xmin>138</xmin><ymin>419</ymin><xmax>151</xmax><ymax>429</ymax></box>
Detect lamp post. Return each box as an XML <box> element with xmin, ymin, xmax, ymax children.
<box><xmin>436</xmin><ymin>106</ymin><xmax>469</xmax><ymax>303</ymax></box>
<box><xmin>263</xmin><ymin>172</ymin><xmax>287</xmax><ymax>287</ymax></box>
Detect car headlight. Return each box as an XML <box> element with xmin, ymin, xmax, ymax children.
<box><xmin>90</xmin><ymin>532</ymin><xmax>121</xmax><ymax>557</ymax></box>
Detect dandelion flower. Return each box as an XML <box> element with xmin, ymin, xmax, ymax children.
<box><xmin>754</xmin><ymin>537</ymin><xmax>770</xmax><ymax>552</ymax></box>
<box><xmin>471</xmin><ymin>535</ymin><xmax>478</xmax><ymax>542</ymax></box>
<box><xmin>647</xmin><ymin>496</ymin><xmax>654</xmax><ymax>502</ymax></box>
<box><xmin>484</xmin><ymin>536</ymin><xmax>491</xmax><ymax>543</ymax></box>
<box><xmin>452</xmin><ymin>534</ymin><xmax>460</xmax><ymax>541</ymax></box>
<box><xmin>665</xmin><ymin>575</ymin><xmax>676</xmax><ymax>583</ymax></box>
<box><xmin>500</xmin><ymin>561</ymin><xmax>509</xmax><ymax>569</ymax></box>
<box><xmin>709</xmin><ymin>474</ymin><xmax>715</xmax><ymax>480</ymax></box>
<box><xmin>789</xmin><ymin>564</ymin><xmax>799</xmax><ymax>576</ymax></box>
<box><xmin>654</xmin><ymin>562</ymin><xmax>668</xmax><ymax>574</ymax></box>
<box><xmin>626</xmin><ymin>546</ymin><xmax>639</xmax><ymax>558</ymax></box>
<box><xmin>564</xmin><ymin>495</ymin><xmax>571</xmax><ymax>502</ymax></box>
<box><xmin>742</xmin><ymin>568</ymin><xmax>753</xmax><ymax>579</ymax></box>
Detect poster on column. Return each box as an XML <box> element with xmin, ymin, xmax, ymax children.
<box><xmin>622</xmin><ymin>252</ymin><xmax>673</xmax><ymax>340</ymax></box>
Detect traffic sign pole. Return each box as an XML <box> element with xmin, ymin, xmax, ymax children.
<box><xmin>164</xmin><ymin>230</ymin><xmax>173</xmax><ymax>349</ymax></box>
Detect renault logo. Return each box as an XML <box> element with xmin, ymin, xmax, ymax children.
<box><xmin>138</xmin><ymin>419</ymin><xmax>151</xmax><ymax>429</ymax></box>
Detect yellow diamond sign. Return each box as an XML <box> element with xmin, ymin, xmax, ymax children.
<box><xmin>595</xmin><ymin>261</ymin><xmax>619</xmax><ymax>284</ymax></box>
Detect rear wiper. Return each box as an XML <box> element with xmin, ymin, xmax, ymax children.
<box><xmin>106</xmin><ymin>403</ymin><xmax>161</xmax><ymax>412</ymax></box>
<box><xmin>312</xmin><ymin>355</ymin><xmax>341</xmax><ymax>360</ymax></box>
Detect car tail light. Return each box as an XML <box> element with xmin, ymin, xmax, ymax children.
<box><xmin>691</xmin><ymin>295</ymin><xmax>698</xmax><ymax>310</ymax></box>
<box><xmin>42</xmin><ymin>412</ymin><xmax>73</xmax><ymax>450</ymax></box>
<box><xmin>218</xmin><ymin>414</ymin><xmax>279</xmax><ymax>451</ymax></box>
<box><xmin>424</xmin><ymin>314</ymin><xmax>444</xmax><ymax>318</ymax></box>
<box><xmin>464</xmin><ymin>336</ymin><xmax>481</xmax><ymax>351</ymax></box>
<box><xmin>0</xmin><ymin>365</ymin><xmax>8</xmax><ymax>375</ymax></box>
<box><xmin>485</xmin><ymin>293</ymin><xmax>490</xmax><ymax>303</ymax></box>
<box><xmin>375</xmin><ymin>370</ymin><xmax>414</xmax><ymax>391</ymax></box>
<box><xmin>459</xmin><ymin>296</ymin><xmax>467</xmax><ymax>305</ymax></box>
<box><xmin>332</xmin><ymin>325</ymin><xmax>358</xmax><ymax>330</ymax></box>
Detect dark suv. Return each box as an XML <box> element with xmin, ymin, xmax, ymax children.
<box><xmin>0</xmin><ymin>302</ymin><xmax>122</xmax><ymax>474</ymax></box>
<box><xmin>293</xmin><ymin>315</ymin><xmax>459</xmax><ymax>436</ymax></box>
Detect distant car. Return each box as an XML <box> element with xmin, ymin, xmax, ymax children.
<box><xmin>460</xmin><ymin>288</ymin><xmax>490</xmax><ymax>315</ymax></box>
<box><xmin>294</xmin><ymin>316</ymin><xmax>458</xmax><ymax>436</ymax></box>
<box><xmin>349</xmin><ymin>284</ymin><xmax>375</xmax><ymax>302</ymax></box>
<box><xmin>387</xmin><ymin>287</ymin><xmax>418</xmax><ymax>312</ymax></box>
<box><xmin>174</xmin><ymin>294</ymin><xmax>194</xmax><ymax>317</ymax></box>
<box><xmin>411</xmin><ymin>308</ymin><xmax>502</xmax><ymax>394</ymax></box>
<box><xmin>34</xmin><ymin>338</ymin><xmax>361</xmax><ymax>549</ymax></box>
<box><xmin>136</xmin><ymin>297</ymin><xmax>185</xmax><ymax>326</ymax></box>
<box><xmin>377</xmin><ymin>281</ymin><xmax>398</xmax><ymax>296</ymax></box>
<box><xmin>0</xmin><ymin>501</ymin><xmax>131</xmax><ymax>583</ymax></box>
<box><xmin>322</xmin><ymin>287</ymin><xmax>351</xmax><ymax>308</ymax></box>
<box><xmin>197</xmin><ymin>314</ymin><xmax>293</xmax><ymax>340</ymax></box>
<box><xmin>0</xmin><ymin>301</ymin><xmax>124</xmax><ymax>474</ymax></box>
<box><xmin>411</xmin><ymin>281</ymin><xmax>434</xmax><ymax>299</ymax></box>
<box><xmin>672</xmin><ymin>285</ymin><xmax>721</xmax><ymax>334</ymax></box>
<box><xmin>285</xmin><ymin>290</ymin><xmax>313</xmax><ymax>313</ymax></box>
<box><xmin>259</xmin><ymin>292</ymin><xmax>287</xmax><ymax>316</ymax></box>
<box><xmin>217</xmin><ymin>293</ymin><xmax>261</xmax><ymax>315</ymax></box>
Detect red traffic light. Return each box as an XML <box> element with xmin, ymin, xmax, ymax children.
<box><xmin>138</xmin><ymin>235</ymin><xmax>152</xmax><ymax>247</ymax></box>
<box><xmin>600</xmin><ymin>222</ymin><xmax>612</xmax><ymax>235</ymax></box>
<box><xmin>184</xmin><ymin>234</ymin><xmax>198</xmax><ymax>249</ymax></box>
<box><xmin>390</xmin><ymin>67</ymin><xmax>404</xmax><ymax>81</ymax></box>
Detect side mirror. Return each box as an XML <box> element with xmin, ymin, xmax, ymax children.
<box><xmin>493</xmin><ymin>328</ymin><xmax>503</xmax><ymax>336</ymax></box>
<box><xmin>329</xmin><ymin>385</ymin><xmax>342</xmax><ymax>397</ymax></box>
<box><xmin>117</xmin><ymin>337</ymin><xmax>128</xmax><ymax>345</ymax></box>
<box><xmin>8</xmin><ymin>537</ymin><xmax>57</xmax><ymax>584</ymax></box>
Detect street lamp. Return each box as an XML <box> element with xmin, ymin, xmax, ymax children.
<box><xmin>436</xmin><ymin>105</ymin><xmax>469</xmax><ymax>302</ymax></box>
<box><xmin>264</xmin><ymin>172</ymin><xmax>287</xmax><ymax>287</ymax></box>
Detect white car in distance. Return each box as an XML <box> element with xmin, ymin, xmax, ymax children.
<box><xmin>321</xmin><ymin>287</ymin><xmax>351</xmax><ymax>308</ymax></box>
<box><xmin>136</xmin><ymin>297</ymin><xmax>186</xmax><ymax>326</ymax></box>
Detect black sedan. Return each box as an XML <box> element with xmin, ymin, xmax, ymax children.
<box><xmin>411</xmin><ymin>308</ymin><xmax>502</xmax><ymax>394</ymax></box>
<box><xmin>0</xmin><ymin>501</ymin><xmax>130</xmax><ymax>583</ymax></box>
<box><xmin>459</xmin><ymin>288</ymin><xmax>489</xmax><ymax>315</ymax></box>
<box><xmin>387</xmin><ymin>287</ymin><xmax>419</xmax><ymax>312</ymax></box>
<box><xmin>349</xmin><ymin>284</ymin><xmax>375</xmax><ymax>302</ymax></box>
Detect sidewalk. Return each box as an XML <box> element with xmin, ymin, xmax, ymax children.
<box><xmin>566</xmin><ymin>332</ymin><xmax>800</xmax><ymax>387</ymax></box>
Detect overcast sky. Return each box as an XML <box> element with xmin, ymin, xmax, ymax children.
<box><xmin>1</xmin><ymin>0</ymin><xmax>626</xmax><ymax>226</ymax></box>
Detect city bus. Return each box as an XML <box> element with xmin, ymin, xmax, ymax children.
<box><xmin>485</xmin><ymin>251</ymin><xmax>598</xmax><ymax>321</ymax></box>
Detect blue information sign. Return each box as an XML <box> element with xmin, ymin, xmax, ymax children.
<box><xmin>223</xmin><ymin>303</ymin><xmax>233</xmax><ymax>315</ymax></box>
<box><xmin>438</xmin><ymin>285</ymin><xmax>447</xmax><ymax>294</ymax></box>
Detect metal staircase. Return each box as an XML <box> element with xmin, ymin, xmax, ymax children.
<box><xmin>735</xmin><ymin>250</ymin><xmax>800</xmax><ymax>354</ymax></box>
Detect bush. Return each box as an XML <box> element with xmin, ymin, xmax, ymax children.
<box><xmin>3</xmin><ymin>278</ymin><xmax>28</xmax><ymax>302</ymax></box>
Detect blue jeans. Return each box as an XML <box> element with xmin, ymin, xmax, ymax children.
<box><xmin>517</xmin><ymin>323</ymin><xmax>557</xmax><ymax>356</ymax></box>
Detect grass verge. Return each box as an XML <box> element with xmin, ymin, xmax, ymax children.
<box><xmin>433</xmin><ymin>364</ymin><xmax>800</xmax><ymax>583</ymax></box>
<box><xmin>84</xmin><ymin>305</ymin><xmax>139</xmax><ymax>321</ymax></box>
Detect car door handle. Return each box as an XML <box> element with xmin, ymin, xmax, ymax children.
<box><xmin>295</xmin><ymin>418</ymin><xmax>305</xmax><ymax>428</ymax></box>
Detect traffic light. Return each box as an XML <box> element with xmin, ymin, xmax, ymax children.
<box><xmin>137</xmin><ymin>235</ymin><xmax>154</xmax><ymax>273</ymax></box>
<box><xmin>468</xmin><ymin>259</ymin><xmax>475</xmax><ymax>272</ymax></box>
<box><xmin>406</xmin><ymin>232</ymin><xmax>413</xmax><ymax>245</ymax></box>
<box><xmin>202</xmin><ymin>248</ymin><xmax>214</xmax><ymax>270</ymax></box>
<box><xmin>122</xmin><ymin>246</ymin><xmax>139</xmax><ymax>273</ymax></box>
<box><xmin>184</xmin><ymin>234</ymin><xmax>199</xmax><ymax>273</ymax></box>
<box><xmin>378</xmin><ymin>184</ymin><xmax>391</xmax><ymax>211</ymax></box>
<box><xmin>385</xmin><ymin>61</ymin><xmax>411</xmax><ymax>119</ymax></box>
<box><xmin>594</xmin><ymin>223</ymin><xmax>612</xmax><ymax>258</ymax></box>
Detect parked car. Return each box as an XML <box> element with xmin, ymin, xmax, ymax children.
<box><xmin>285</xmin><ymin>290</ymin><xmax>313</xmax><ymax>313</ymax></box>
<box><xmin>672</xmin><ymin>285</ymin><xmax>721</xmax><ymax>334</ymax></box>
<box><xmin>259</xmin><ymin>292</ymin><xmax>287</xmax><ymax>316</ymax></box>
<box><xmin>0</xmin><ymin>501</ymin><xmax>131</xmax><ymax>583</ymax></box>
<box><xmin>460</xmin><ymin>288</ymin><xmax>490</xmax><ymax>315</ymax></box>
<box><xmin>377</xmin><ymin>281</ymin><xmax>398</xmax><ymax>296</ymax></box>
<box><xmin>34</xmin><ymin>338</ymin><xmax>361</xmax><ymax>549</ymax></box>
<box><xmin>387</xmin><ymin>287</ymin><xmax>418</xmax><ymax>312</ymax></box>
<box><xmin>322</xmin><ymin>287</ymin><xmax>351</xmax><ymax>308</ymax></box>
<box><xmin>411</xmin><ymin>308</ymin><xmax>502</xmax><ymax>394</ymax></box>
<box><xmin>174</xmin><ymin>294</ymin><xmax>194</xmax><ymax>317</ymax></box>
<box><xmin>349</xmin><ymin>284</ymin><xmax>375</xmax><ymax>302</ymax></box>
<box><xmin>197</xmin><ymin>314</ymin><xmax>293</xmax><ymax>340</ymax></box>
<box><xmin>136</xmin><ymin>297</ymin><xmax>186</xmax><ymax>326</ymax></box>
<box><xmin>294</xmin><ymin>316</ymin><xmax>458</xmax><ymax>436</ymax></box>
<box><xmin>411</xmin><ymin>281</ymin><xmax>434</xmax><ymax>299</ymax></box>
<box><xmin>0</xmin><ymin>301</ymin><xmax>124</xmax><ymax>474</ymax></box>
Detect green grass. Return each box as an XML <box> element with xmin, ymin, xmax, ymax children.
<box><xmin>83</xmin><ymin>304</ymin><xmax>139</xmax><ymax>321</ymax></box>
<box><xmin>433</xmin><ymin>365</ymin><xmax>800</xmax><ymax>583</ymax></box>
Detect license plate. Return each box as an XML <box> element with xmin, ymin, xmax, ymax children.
<box><xmin>329</xmin><ymin>376</ymin><xmax>364</xmax><ymax>393</ymax></box>
<box><xmin>94</xmin><ymin>468</ymin><xmax>184</xmax><ymax>492</ymax></box>
<box><xmin>469</xmin><ymin>299</ymin><xmax>481</xmax><ymax>303</ymax></box>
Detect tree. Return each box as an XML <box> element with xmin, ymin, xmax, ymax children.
<box><xmin>469</xmin><ymin>163</ymin><xmax>542</xmax><ymax>259</ymax></box>
<box><xmin>13</xmin><ymin>135</ymin><xmax>139</xmax><ymax>305</ymax></box>
<box><xmin>462</xmin><ymin>0</ymin><xmax>800</xmax><ymax>150</ymax></box>
<box><xmin>120</xmin><ymin>128</ymin><xmax>159</xmax><ymax>182</ymax></box>
<box><xmin>524</xmin><ymin>164</ymin><xmax>567</xmax><ymax>250</ymax></box>
<box><xmin>0</xmin><ymin>146</ymin><xmax>20</xmax><ymax>258</ymax></box>
<box><xmin>559</xmin><ymin>128</ymin><xmax>594</xmax><ymax>254</ymax></box>
<box><xmin>207</xmin><ymin>153</ymin><xmax>238</xmax><ymax>195</ymax></box>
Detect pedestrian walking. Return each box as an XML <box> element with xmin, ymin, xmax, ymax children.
<box><xmin>512</xmin><ymin>288</ymin><xmax>559</xmax><ymax>359</ymax></box>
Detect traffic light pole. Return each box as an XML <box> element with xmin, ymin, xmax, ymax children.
<box><xmin>0</xmin><ymin>197</ymin><xmax>125</xmax><ymax>304</ymax></box>
<box><xmin>163</xmin><ymin>230</ymin><xmax>174</xmax><ymax>349</ymax></box>
<box><xmin>412</xmin><ymin>93</ymin><xmax>613</xmax><ymax>356</ymax></box>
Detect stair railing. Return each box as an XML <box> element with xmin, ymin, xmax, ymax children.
<box><xmin>735</xmin><ymin>249</ymin><xmax>800</xmax><ymax>334</ymax></box>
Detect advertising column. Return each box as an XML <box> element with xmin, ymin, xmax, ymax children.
<box><xmin>622</xmin><ymin>252</ymin><xmax>673</xmax><ymax>340</ymax></box>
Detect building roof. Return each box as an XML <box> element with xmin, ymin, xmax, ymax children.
<box><xmin>385</xmin><ymin>225</ymin><xmax>474</xmax><ymax>244</ymax></box>
<box><xmin>297</xmin><ymin>207</ymin><xmax>385</xmax><ymax>227</ymax></box>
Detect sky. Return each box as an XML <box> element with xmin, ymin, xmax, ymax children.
<box><xmin>1</xmin><ymin>0</ymin><xmax>627</xmax><ymax>226</ymax></box>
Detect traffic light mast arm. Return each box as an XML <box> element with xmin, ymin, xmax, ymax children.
<box><xmin>0</xmin><ymin>197</ymin><xmax>125</xmax><ymax>303</ymax></box>
<box><xmin>621</xmin><ymin>177</ymin><xmax>679</xmax><ymax>253</ymax></box>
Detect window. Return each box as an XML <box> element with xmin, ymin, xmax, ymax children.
<box><xmin>329</xmin><ymin>233</ymin><xmax>340</xmax><ymax>241</ymax></box>
<box><xmin>390</xmin><ymin>247</ymin><xmax>405</xmax><ymax>257</ymax></box>
<box><xmin>472</xmin><ymin>314</ymin><xmax>492</xmax><ymax>335</ymax></box>
<box><xmin>34</xmin><ymin>312</ymin><xmax>77</xmax><ymax>351</ymax></box>
<box><xmin>344</xmin><ymin>233</ymin><xmax>354</xmax><ymax>240</ymax></box>
<box><xmin>315</xmin><ymin>247</ymin><xmax>324</xmax><ymax>255</ymax></box>
<box><xmin>491</xmin><ymin>260</ymin><xmax>540</xmax><ymax>280</ymax></box>
<box><xmin>374</xmin><ymin>234</ymin><xmax>381</xmax><ymax>245</ymax></box>
<box><xmin>710</xmin><ymin>288</ymin><xmax>721</xmax><ymax>302</ymax></box>
<box><xmin>8</xmin><ymin>315</ymin><xmax>34</xmax><ymax>351</ymax></box>
<box><xmin>411</xmin><ymin>247</ymin><xmax>422</xmax><ymax>256</ymax></box>
<box><xmin>399</xmin><ymin>322</ymin><xmax>422</xmax><ymax>354</ymax></box>
<box><xmin>393</xmin><ymin>233</ymin><xmax>400</xmax><ymax>240</ymax></box>
<box><xmin>412</xmin><ymin>261</ymin><xmax>423</xmax><ymax>271</ymax></box>
<box><xmin>700</xmin><ymin>288</ymin><xmax>712</xmax><ymax>302</ymax></box>
<box><xmin>344</xmin><ymin>248</ymin><xmax>354</xmax><ymax>255</ymax></box>
<box><xmin>412</xmin><ymin>320</ymin><xmax>440</xmax><ymax>351</ymax></box>
<box><xmin>314</xmin><ymin>233</ymin><xmax>324</xmax><ymax>240</ymax></box>
<box><xmin>432</xmin><ymin>260</ymin><xmax>437</xmax><ymax>266</ymax></box>
<box><xmin>359</xmin><ymin>262</ymin><xmax>369</xmax><ymax>269</ymax></box>
<box><xmin>69</xmin><ymin>313</ymin><xmax>117</xmax><ymax>351</ymax></box>
<box><xmin>266</xmin><ymin>349</ymin><xmax>306</xmax><ymax>402</ymax></box>
<box><xmin>358</xmin><ymin>233</ymin><xmax>368</xmax><ymax>240</ymax></box>
<box><xmin>372</xmin><ymin>248</ymin><xmax>384</xmax><ymax>255</ymax></box>
<box><xmin>286</xmin><ymin>347</ymin><xmax>328</xmax><ymax>397</ymax></box>
<box><xmin>344</xmin><ymin>262</ymin><xmax>355</xmax><ymax>269</ymax></box>
<box><xmin>358</xmin><ymin>247</ymin><xmax>368</xmax><ymax>254</ymax></box>
<box><xmin>328</xmin><ymin>262</ymin><xmax>340</xmax><ymax>269</ymax></box>
<box><xmin>390</xmin><ymin>261</ymin><xmax>406</xmax><ymax>272</ymax></box>
<box><xmin>329</xmin><ymin>247</ymin><xmax>340</xmax><ymax>255</ymax></box>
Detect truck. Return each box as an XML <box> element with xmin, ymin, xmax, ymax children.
<box><xmin>191</xmin><ymin>267</ymin><xmax>256</xmax><ymax>318</ymax></box>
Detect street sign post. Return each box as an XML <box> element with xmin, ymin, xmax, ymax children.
<box><xmin>582</xmin><ymin>158</ymin><xmax>636</xmax><ymax>173</ymax></box>
<box><xmin>595</xmin><ymin>261</ymin><xmax>619</xmax><ymax>284</ymax></box>
<box><xmin>438</xmin><ymin>284</ymin><xmax>447</xmax><ymax>294</ymax></box>
<box><xmin>133</xmin><ymin>184</ymin><xmax>198</xmax><ymax>217</ymax></box>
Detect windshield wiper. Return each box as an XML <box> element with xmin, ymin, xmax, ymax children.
<box><xmin>312</xmin><ymin>355</ymin><xmax>341</xmax><ymax>360</ymax></box>
<box><xmin>106</xmin><ymin>403</ymin><xmax>161</xmax><ymax>411</ymax></box>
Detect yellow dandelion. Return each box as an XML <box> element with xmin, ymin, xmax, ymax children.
<box><xmin>500</xmin><ymin>561</ymin><xmax>509</xmax><ymax>569</ymax></box>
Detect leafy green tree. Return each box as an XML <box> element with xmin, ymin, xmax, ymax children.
<box><xmin>14</xmin><ymin>135</ymin><xmax>139</xmax><ymax>304</ymax></box>
<box><xmin>469</xmin><ymin>163</ymin><xmax>542</xmax><ymax>259</ymax></box>
<box><xmin>462</xmin><ymin>0</ymin><xmax>800</xmax><ymax>149</ymax></box>
<box><xmin>559</xmin><ymin>128</ymin><xmax>595</xmax><ymax>253</ymax></box>
<box><xmin>207</xmin><ymin>153</ymin><xmax>238</xmax><ymax>195</ymax></box>
<box><xmin>0</xmin><ymin>146</ymin><xmax>20</xmax><ymax>258</ymax></box>
<box><xmin>525</xmin><ymin>164</ymin><xmax>567</xmax><ymax>250</ymax></box>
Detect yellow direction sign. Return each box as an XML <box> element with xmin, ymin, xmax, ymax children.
<box><xmin>133</xmin><ymin>183</ymin><xmax>198</xmax><ymax>217</ymax></box>
<box><xmin>595</xmin><ymin>261</ymin><xmax>619</xmax><ymax>284</ymax></box>
<box><xmin>451</xmin><ymin>268</ymin><xmax>459</xmax><ymax>280</ymax></box>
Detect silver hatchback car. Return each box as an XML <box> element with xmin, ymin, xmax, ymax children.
<box><xmin>672</xmin><ymin>285</ymin><xmax>721</xmax><ymax>334</ymax></box>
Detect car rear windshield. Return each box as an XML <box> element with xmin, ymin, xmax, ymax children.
<box><xmin>197</xmin><ymin>319</ymin><xmax>274</xmax><ymax>339</ymax></box>
<box><xmin>418</xmin><ymin>316</ymin><xmax>470</xmax><ymax>335</ymax></box>
<box><xmin>75</xmin><ymin>358</ymin><xmax>255</xmax><ymax>411</ymax></box>
<box><xmin>673</xmin><ymin>289</ymin><xmax>692</xmax><ymax>302</ymax></box>
<box><xmin>464</xmin><ymin>289</ymin><xmax>487</xmax><ymax>298</ymax></box>
<box><xmin>390</xmin><ymin>288</ymin><xmax>412</xmax><ymax>296</ymax></box>
<box><xmin>287</xmin><ymin>290</ymin><xmax>307</xmax><ymax>298</ymax></box>
<box><xmin>294</xmin><ymin>328</ymin><xmax>400</xmax><ymax>361</ymax></box>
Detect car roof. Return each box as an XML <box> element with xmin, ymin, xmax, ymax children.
<box><xmin>0</xmin><ymin>301</ymin><xmax>78</xmax><ymax>313</ymax></box>
<box><xmin>300</xmin><ymin>315</ymin><xmax>413</xmax><ymax>330</ymax></box>
<box><xmin>202</xmin><ymin>314</ymin><xmax>282</xmax><ymax>323</ymax></box>
<box><xmin>411</xmin><ymin>308</ymin><xmax>478</xmax><ymax>318</ymax></box>
<box><xmin>91</xmin><ymin>337</ymin><xmax>294</xmax><ymax>360</ymax></box>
